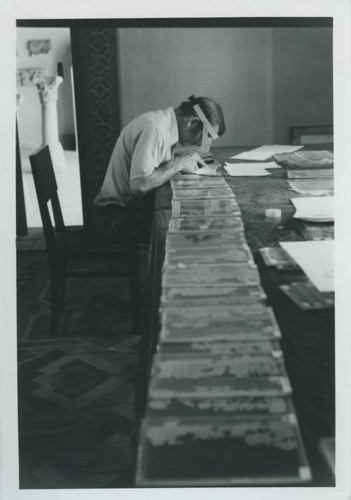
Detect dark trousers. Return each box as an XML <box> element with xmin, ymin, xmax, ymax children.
<box><xmin>95</xmin><ymin>192</ymin><xmax>155</xmax><ymax>245</ymax></box>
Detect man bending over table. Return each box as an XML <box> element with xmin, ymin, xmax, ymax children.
<box><xmin>93</xmin><ymin>95</ymin><xmax>225</xmax><ymax>244</ymax></box>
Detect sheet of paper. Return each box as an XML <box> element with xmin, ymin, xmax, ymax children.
<box><xmin>224</xmin><ymin>162</ymin><xmax>279</xmax><ymax>176</ymax></box>
<box><xmin>280</xmin><ymin>240</ymin><xmax>334</xmax><ymax>292</ymax></box>
<box><xmin>230</xmin><ymin>145</ymin><xmax>303</xmax><ymax>161</ymax></box>
<box><xmin>290</xmin><ymin>196</ymin><xmax>334</xmax><ymax>221</ymax></box>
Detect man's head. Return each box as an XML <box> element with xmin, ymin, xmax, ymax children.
<box><xmin>175</xmin><ymin>95</ymin><xmax>226</xmax><ymax>147</ymax></box>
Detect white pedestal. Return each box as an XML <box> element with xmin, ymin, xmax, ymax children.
<box><xmin>16</xmin><ymin>92</ymin><xmax>33</xmax><ymax>215</ymax></box>
<box><xmin>36</xmin><ymin>76</ymin><xmax>66</xmax><ymax>173</ymax></box>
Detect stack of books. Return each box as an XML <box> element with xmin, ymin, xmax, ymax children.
<box><xmin>136</xmin><ymin>173</ymin><xmax>312</xmax><ymax>487</ymax></box>
<box><xmin>273</xmin><ymin>150</ymin><xmax>333</xmax><ymax>169</ymax></box>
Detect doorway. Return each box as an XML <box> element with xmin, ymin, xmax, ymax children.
<box><xmin>16</xmin><ymin>26</ymin><xmax>82</xmax><ymax>243</ymax></box>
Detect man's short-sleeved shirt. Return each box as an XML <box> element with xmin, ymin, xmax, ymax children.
<box><xmin>93</xmin><ymin>107</ymin><xmax>179</xmax><ymax>208</ymax></box>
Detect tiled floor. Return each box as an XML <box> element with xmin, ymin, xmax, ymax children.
<box><xmin>17</xmin><ymin>250</ymin><xmax>148</xmax><ymax>488</ymax></box>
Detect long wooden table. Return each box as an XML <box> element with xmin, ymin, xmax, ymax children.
<box><xmin>139</xmin><ymin>146</ymin><xmax>335</xmax><ymax>486</ymax></box>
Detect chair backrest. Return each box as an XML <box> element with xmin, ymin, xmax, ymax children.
<box><xmin>29</xmin><ymin>146</ymin><xmax>66</xmax><ymax>253</ymax></box>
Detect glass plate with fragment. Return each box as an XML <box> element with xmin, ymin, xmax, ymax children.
<box><xmin>159</xmin><ymin>304</ymin><xmax>281</xmax><ymax>341</ymax></box>
<box><xmin>162</xmin><ymin>263</ymin><xmax>260</xmax><ymax>287</ymax></box>
<box><xmin>163</xmin><ymin>244</ymin><xmax>253</xmax><ymax>267</ymax></box>
<box><xmin>172</xmin><ymin>187</ymin><xmax>235</xmax><ymax>200</ymax></box>
<box><xmin>135</xmin><ymin>414</ymin><xmax>311</xmax><ymax>486</ymax></box>
<box><xmin>172</xmin><ymin>198</ymin><xmax>241</xmax><ymax>218</ymax></box>
<box><xmin>148</xmin><ymin>373</ymin><xmax>291</xmax><ymax>399</ymax></box>
<box><xmin>158</xmin><ymin>338</ymin><xmax>280</xmax><ymax>357</ymax></box>
<box><xmin>161</xmin><ymin>284</ymin><xmax>266</xmax><ymax>305</ymax></box>
<box><xmin>165</xmin><ymin>230</ymin><xmax>247</xmax><ymax>251</ymax></box>
<box><xmin>173</xmin><ymin>172</ymin><xmax>221</xmax><ymax>181</ymax></box>
<box><xmin>146</xmin><ymin>393</ymin><xmax>295</xmax><ymax>418</ymax></box>
<box><xmin>150</xmin><ymin>352</ymin><xmax>287</xmax><ymax>383</ymax></box>
<box><xmin>167</xmin><ymin>216</ymin><xmax>244</xmax><ymax>233</ymax></box>
<box><xmin>171</xmin><ymin>177</ymin><xmax>227</xmax><ymax>189</ymax></box>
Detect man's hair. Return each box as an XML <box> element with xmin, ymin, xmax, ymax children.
<box><xmin>179</xmin><ymin>95</ymin><xmax>226</xmax><ymax>137</ymax></box>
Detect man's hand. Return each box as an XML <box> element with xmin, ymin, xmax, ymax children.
<box><xmin>179</xmin><ymin>153</ymin><xmax>207</xmax><ymax>173</ymax></box>
<box><xmin>130</xmin><ymin>153</ymin><xmax>207</xmax><ymax>196</ymax></box>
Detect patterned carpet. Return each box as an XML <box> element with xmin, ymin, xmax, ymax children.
<box><xmin>17</xmin><ymin>249</ymin><xmax>148</xmax><ymax>489</ymax></box>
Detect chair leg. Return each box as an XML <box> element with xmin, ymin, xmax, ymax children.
<box><xmin>50</xmin><ymin>260</ymin><xmax>66</xmax><ymax>312</ymax></box>
<box><xmin>128</xmin><ymin>246</ymin><xmax>141</xmax><ymax>335</ymax></box>
<box><xmin>49</xmin><ymin>275</ymin><xmax>60</xmax><ymax>336</ymax></box>
<box><xmin>49</xmin><ymin>261</ymin><xmax>66</xmax><ymax>335</ymax></box>
<box><xmin>50</xmin><ymin>305</ymin><xmax>58</xmax><ymax>336</ymax></box>
<box><xmin>57</xmin><ymin>261</ymin><xmax>67</xmax><ymax>312</ymax></box>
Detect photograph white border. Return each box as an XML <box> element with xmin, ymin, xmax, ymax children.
<box><xmin>1</xmin><ymin>1</ymin><xmax>350</xmax><ymax>499</ymax></box>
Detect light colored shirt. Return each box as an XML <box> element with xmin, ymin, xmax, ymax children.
<box><xmin>93</xmin><ymin>107</ymin><xmax>179</xmax><ymax>208</ymax></box>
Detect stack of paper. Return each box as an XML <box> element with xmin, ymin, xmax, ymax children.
<box><xmin>286</xmin><ymin>169</ymin><xmax>333</xmax><ymax>179</ymax></box>
<box><xmin>287</xmin><ymin>178</ymin><xmax>333</xmax><ymax>196</ymax></box>
<box><xmin>224</xmin><ymin>162</ymin><xmax>280</xmax><ymax>177</ymax></box>
<box><xmin>230</xmin><ymin>145</ymin><xmax>303</xmax><ymax>162</ymax></box>
<box><xmin>290</xmin><ymin>196</ymin><xmax>334</xmax><ymax>222</ymax></box>
<box><xmin>280</xmin><ymin>240</ymin><xmax>334</xmax><ymax>292</ymax></box>
<box><xmin>274</xmin><ymin>150</ymin><xmax>333</xmax><ymax>169</ymax></box>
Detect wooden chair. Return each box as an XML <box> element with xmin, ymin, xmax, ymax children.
<box><xmin>29</xmin><ymin>145</ymin><xmax>141</xmax><ymax>336</ymax></box>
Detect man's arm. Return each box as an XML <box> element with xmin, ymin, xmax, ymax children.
<box><xmin>130</xmin><ymin>153</ymin><xmax>206</xmax><ymax>197</ymax></box>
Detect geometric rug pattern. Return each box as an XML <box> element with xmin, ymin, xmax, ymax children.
<box><xmin>17</xmin><ymin>249</ymin><xmax>148</xmax><ymax>489</ymax></box>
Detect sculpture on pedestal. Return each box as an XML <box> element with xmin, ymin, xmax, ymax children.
<box><xmin>36</xmin><ymin>76</ymin><xmax>66</xmax><ymax>173</ymax></box>
<box><xmin>16</xmin><ymin>92</ymin><xmax>32</xmax><ymax>224</ymax></box>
